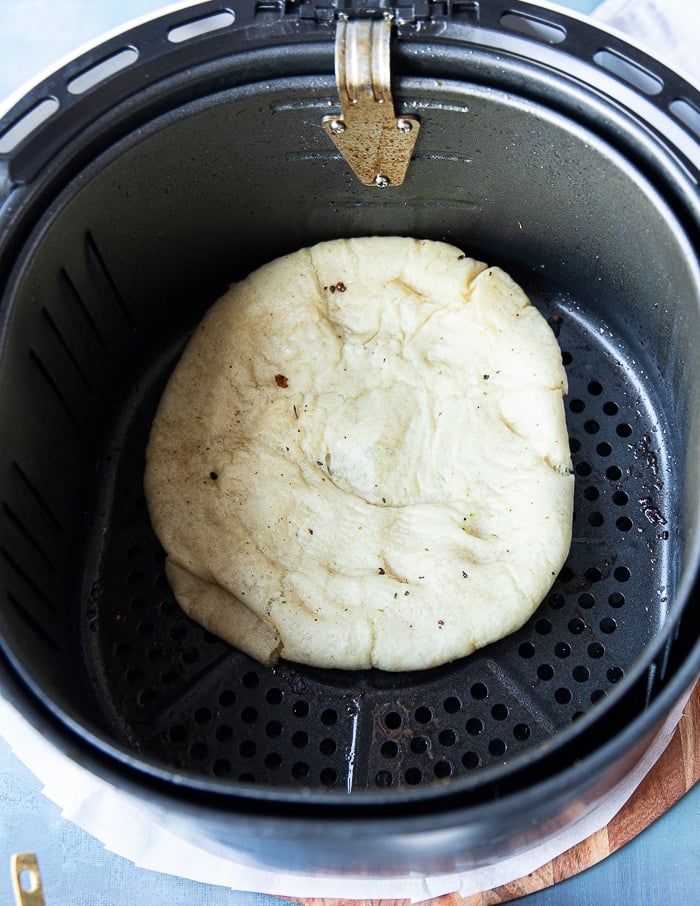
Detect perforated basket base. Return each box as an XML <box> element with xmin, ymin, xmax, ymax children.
<box><xmin>81</xmin><ymin>274</ymin><xmax>675</xmax><ymax>793</ymax></box>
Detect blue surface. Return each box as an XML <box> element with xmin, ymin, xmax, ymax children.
<box><xmin>1</xmin><ymin>1</ymin><xmax>698</xmax><ymax>904</ymax></box>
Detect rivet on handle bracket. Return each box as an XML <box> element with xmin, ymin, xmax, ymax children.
<box><xmin>322</xmin><ymin>16</ymin><xmax>420</xmax><ymax>187</ymax></box>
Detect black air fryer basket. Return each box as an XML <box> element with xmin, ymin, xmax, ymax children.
<box><xmin>0</xmin><ymin>0</ymin><xmax>699</xmax><ymax>878</ymax></box>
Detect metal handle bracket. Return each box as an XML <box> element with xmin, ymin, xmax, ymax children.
<box><xmin>322</xmin><ymin>16</ymin><xmax>419</xmax><ymax>187</ymax></box>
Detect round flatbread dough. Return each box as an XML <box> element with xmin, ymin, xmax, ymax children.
<box><xmin>145</xmin><ymin>237</ymin><xmax>573</xmax><ymax>671</ymax></box>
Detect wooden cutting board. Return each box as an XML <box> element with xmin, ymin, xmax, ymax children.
<box><xmin>299</xmin><ymin>680</ymin><xmax>699</xmax><ymax>906</ymax></box>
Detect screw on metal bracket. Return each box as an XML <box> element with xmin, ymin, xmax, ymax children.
<box><xmin>322</xmin><ymin>16</ymin><xmax>420</xmax><ymax>187</ymax></box>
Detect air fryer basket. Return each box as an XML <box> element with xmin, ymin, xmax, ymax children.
<box><xmin>1</xmin><ymin>0</ymin><xmax>699</xmax><ymax>877</ymax></box>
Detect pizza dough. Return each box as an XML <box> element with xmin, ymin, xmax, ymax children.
<box><xmin>144</xmin><ymin>237</ymin><xmax>573</xmax><ymax>671</ymax></box>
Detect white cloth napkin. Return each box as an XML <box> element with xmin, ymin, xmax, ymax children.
<box><xmin>593</xmin><ymin>0</ymin><xmax>700</xmax><ymax>88</ymax></box>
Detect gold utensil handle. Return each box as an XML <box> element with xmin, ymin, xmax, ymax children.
<box><xmin>11</xmin><ymin>853</ymin><xmax>46</xmax><ymax>906</ymax></box>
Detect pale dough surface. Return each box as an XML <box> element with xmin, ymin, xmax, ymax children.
<box><xmin>144</xmin><ymin>237</ymin><xmax>573</xmax><ymax>671</ymax></box>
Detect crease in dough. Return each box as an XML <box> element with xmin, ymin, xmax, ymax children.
<box><xmin>165</xmin><ymin>559</ymin><xmax>283</xmax><ymax>666</ymax></box>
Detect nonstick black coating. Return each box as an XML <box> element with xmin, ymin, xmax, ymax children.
<box><xmin>79</xmin><ymin>271</ymin><xmax>674</xmax><ymax>792</ymax></box>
